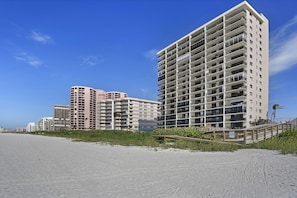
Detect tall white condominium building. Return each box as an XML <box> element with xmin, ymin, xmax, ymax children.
<box><xmin>158</xmin><ymin>1</ymin><xmax>268</xmax><ymax>129</ymax></box>
<box><xmin>38</xmin><ymin>117</ymin><xmax>54</xmax><ymax>131</ymax></box>
<box><xmin>70</xmin><ymin>86</ymin><xmax>106</xmax><ymax>130</ymax></box>
<box><xmin>97</xmin><ymin>92</ymin><xmax>160</xmax><ymax>131</ymax></box>
<box><xmin>54</xmin><ymin>105</ymin><xmax>70</xmax><ymax>131</ymax></box>
<box><xmin>26</xmin><ymin>122</ymin><xmax>37</xmax><ymax>132</ymax></box>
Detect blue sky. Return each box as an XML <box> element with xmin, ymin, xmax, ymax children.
<box><xmin>1</xmin><ymin>0</ymin><xmax>297</xmax><ymax>128</ymax></box>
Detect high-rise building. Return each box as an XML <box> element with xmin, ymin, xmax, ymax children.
<box><xmin>38</xmin><ymin>117</ymin><xmax>54</xmax><ymax>131</ymax></box>
<box><xmin>70</xmin><ymin>86</ymin><xmax>106</xmax><ymax>130</ymax></box>
<box><xmin>97</xmin><ymin>92</ymin><xmax>160</xmax><ymax>131</ymax></box>
<box><xmin>53</xmin><ymin>105</ymin><xmax>70</xmax><ymax>131</ymax></box>
<box><xmin>26</xmin><ymin>122</ymin><xmax>37</xmax><ymax>132</ymax></box>
<box><xmin>70</xmin><ymin>86</ymin><xmax>159</xmax><ymax>131</ymax></box>
<box><xmin>158</xmin><ymin>1</ymin><xmax>268</xmax><ymax>129</ymax></box>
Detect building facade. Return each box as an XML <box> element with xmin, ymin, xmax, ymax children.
<box><xmin>38</xmin><ymin>117</ymin><xmax>54</xmax><ymax>131</ymax></box>
<box><xmin>70</xmin><ymin>86</ymin><xmax>106</xmax><ymax>130</ymax></box>
<box><xmin>158</xmin><ymin>2</ymin><xmax>269</xmax><ymax>129</ymax></box>
<box><xmin>26</xmin><ymin>122</ymin><xmax>37</xmax><ymax>132</ymax></box>
<box><xmin>54</xmin><ymin>105</ymin><xmax>70</xmax><ymax>131</ymax></box>
<box><xmin>97</xmin><ymin>92</ymin><xmax>160</xmax><ymax>131</ymax></box>
<box><xmin>70</xmin><ymin>87</ymin><xmax>159</xmax><ymax>131</ymax></box>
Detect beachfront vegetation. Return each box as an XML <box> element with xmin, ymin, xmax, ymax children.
<box><xmin>248</xmin><ymin>129</ymin><xmax>297</xmax><ymax>155</ymax></box>
<box><xmin>33</xmin><ymin>128</ymin><xmax>297</xmax><ymax>154</ymax></box>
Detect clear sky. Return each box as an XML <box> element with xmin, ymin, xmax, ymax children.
<box><xmin>1</xmin><ymin>0</ymin><xmax>297</xmax><ymax>129</ymax></box>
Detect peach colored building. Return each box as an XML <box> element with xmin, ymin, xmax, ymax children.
<box><xmin>70</xmin><ymin>86</ymin><xmax>160</xmax><ymax>131</ymax></box>
<box><xmin>158</xmin><ymin>1</ymin><xmax>269</xmax><ymax>129</ymax></box>
<box><xmin>70</xmin><ymin>86</ymin><xmax>106</xmax><ymax>130</ymax></box>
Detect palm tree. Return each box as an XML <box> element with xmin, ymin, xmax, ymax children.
<box><xmin>271</xmin><ymin>104</ymin><xmax>284</xmax><ymax>122</ymax></box>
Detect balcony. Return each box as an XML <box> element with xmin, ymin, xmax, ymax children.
<box><xmin>225</xmin><ymin>9</ymin><xmax>246</xmax><ymax>24</ymax></box>
<box><xmin>177</xmin><ymin>119</ymin><xmax>189</xmax><ymax>125</ymax></box>
<box><xmin>206</xmin><ymin>116</ymin><xmax>223</xmax><ymax>123</ymax></box>
<box><xmin>226</xmin><ymin>34</ymin><xmax>246</xmax><ymax>48</ymax></box>
<box><xmin>191</xmin><ymin>39</ymin><xmax>205</xmax><ymax>50</ymax></box>
<box><xmin>206</xmin><ymin>20</ymin><xmax>223</xmax><ymax>33</ymax></box>
<box><xmin>225</xmin><ymin>106</ymin><xmax>246</xmax><ymax>114</ymax></box>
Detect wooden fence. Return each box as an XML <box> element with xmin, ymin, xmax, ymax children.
<box><xmin>207</xmin><ymin>123</ymin><xmax>292</xmax><ymax>144</ymax></box>
<box><xmin>154</xmin><ymin>123</ymin><xmax>292</xmax><ymax>145</ymax></box>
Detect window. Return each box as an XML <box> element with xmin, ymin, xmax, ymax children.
<box><xmin>250</xmin><ymin>69</ymin><xmax>253</xmax><ymax>73</ymax></box>
<box><xmin>250</xmin><ymin>47</ymin><xmax>253</xmax><ymax>51</ymax></box>
<box><xmin>250</xmin><ymin>92</ymin><xmax>253</xmax><ymax>96</ymax></box>
<box><xmin>250</xmin><ymin>62</ymin><xmax>253</xmax><ymax>66</ymax></box>
<box><xmin>250</xmin><ymin>84</ymin><xmax>253</xmax><ymax>88</ymax></box>
<box><xmin>250</xmin><ymin>55</ymin><xmax>253</xmax><ymax>58</ymax></box>
<box><xmin>259</xmin><ymin>47</ymin><xmax>262</xmax><ymax>51</ymax></box>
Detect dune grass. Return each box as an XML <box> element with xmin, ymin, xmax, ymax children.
<box><xmin>33</xmin><ymin>128</ymin><xmax>297</xmax><ymax>154</ymax></box>
<box><xmin>248</xmin><ymin>129</ymin><xmax>297</xmax><ymax>155</ymax></box>
<box><xmin>33</xmin><ymin>130</ymin><xmax>159</xmax><ymax>147</ymax></box>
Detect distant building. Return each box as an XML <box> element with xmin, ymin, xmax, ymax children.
<box><xmin>69</xmin><ymin>86</ymin><xmax>160</xmax><ymax>131</ymax></box>
<box><xmin>38</xmin><ymin>117</ymin><xmax>54</xmax><ymax>131</ymax></box>
<box><xmin>157</xmin><ymin>1</ymin><xmax>269</xmax><ymax>129</ymax></box>
<box><xmin>26</xmin><ymin>122</ymin><xmax>37</xmax><ymax>132</ymax></box>
<box><xmin>97</xmin><ymin>92</ymin><xmax>160</xmax><ymax>131</ymax></box>
<box><xmin>70</xmin><ymin>86</ymin><xmax>106</xmax><ymax>130</ymax></box>
<box><xmin>54</xmin><ymin>105</ymin><xmax>70</xmax><ymax>131</ymax></box>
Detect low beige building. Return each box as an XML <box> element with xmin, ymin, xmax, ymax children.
<box><xmin>54</xmin><ymin>105</ymin><xmax>70</xmax><ymax>131</ymax></box>
<box><xmin>97</xmin><ymin>92</ymin><xmax>160</xmax><ymax>131</ymax></box>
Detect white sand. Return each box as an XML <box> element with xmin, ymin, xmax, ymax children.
<box><xmin>0</xmin><ymin>133</ymin><xmax>296</xmax><ymax>198</ymax></box>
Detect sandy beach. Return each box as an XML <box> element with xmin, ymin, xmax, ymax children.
<box><xmin>0</xmin><ymin>133</ymin><xmax>296</xmax><ymax>198</ymax></box>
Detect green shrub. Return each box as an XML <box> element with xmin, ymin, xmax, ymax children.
<box><xmin>33</xmin><ymin>129</ymin><xmax>297</xmax><ymax>154</ymax></box>
<box><xmin>152</xmin><ymin>127</ymin><xmax>205</xmax><ymax>138</ymax></box>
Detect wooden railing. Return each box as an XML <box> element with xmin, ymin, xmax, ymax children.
<box><xmin>154</xmin><ymin>123</ymin><xmax>292</xmax><ymax>145</ymax></box>
<box><xmin>206</xmin><ymin>123</ymin><xmax>292</xmax><ymax>144</ymax></box>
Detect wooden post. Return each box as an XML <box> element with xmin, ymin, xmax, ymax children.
<box><xmin>213</xmin><ymin>130</ymin><xmax>216</xmax><ymax>140</ymax></box>
<box><xmin>282</xmin><ymin>123</ymin><xmax>284</xmax><ymax>132</ymax></box>
<box><xmin>264</xmin><ymin>128</ymin><xmax>266</xmax><ymax>141</ymax></box>
<box><xmin>251</xmin><ymin>130</ymin><xmax>254</xmax><ymax>141</ymax></box>
<box><xmin>223</xmin><ymin>130</ymin><xmax>225</xmax><ymax>141</ymax></box>
<box><xmin>271</xmin><ymin>126</ymin><xmax>273</xmax><ymax>140</ymax></box>
<box><xmin>244</xmin><ymin>130</ymin><xmax>247</xmax><ymax>144</ymax></box>
<box><xmin>276</xmin><ymin>124</ymin><xmax>279</xmax><ymax>136</ymax></box>
<box><xmin>256</xmin><ymin>129</ymin><xmax>258</xmax><ymax>140</ymax></box>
